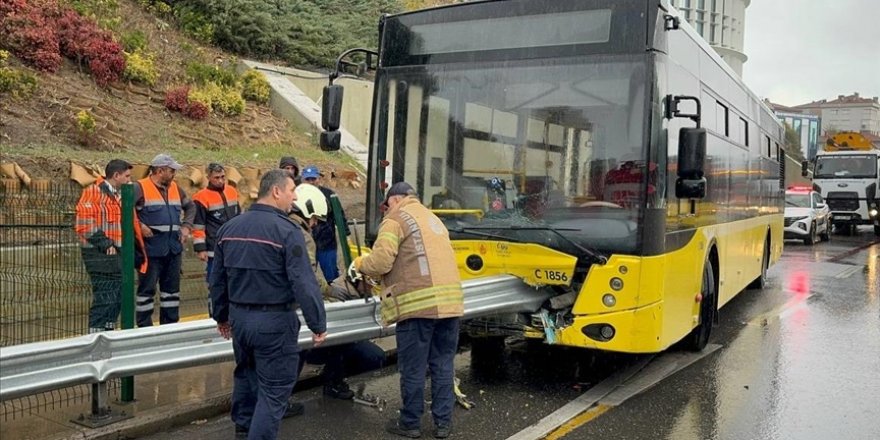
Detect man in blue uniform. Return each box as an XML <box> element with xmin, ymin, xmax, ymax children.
<box><xmin>209</xmin><ymin>169</ymin><xmax>328</xmax><ymax>440</ymax></box>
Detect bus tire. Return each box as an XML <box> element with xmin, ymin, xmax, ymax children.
<box><xmin>748</xmin><ymin>238</ymin><xmax>769</xmax><ymax>290</ymax></box>
<box><xmin>682</xmin><ymin>261</ymin><xmax>715</xmax><ymax>352</ymax></box>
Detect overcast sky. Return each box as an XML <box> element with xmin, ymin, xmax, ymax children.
<box><xmin>741</xmin><ymin>0</ymin><xmax>880</xmax><ymax>107</ymax></box>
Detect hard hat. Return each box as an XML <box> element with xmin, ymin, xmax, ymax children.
<box><xmin>293</xmin><ymin>184</ymin><xmax>328</xmax><ymax>220</ymax></box>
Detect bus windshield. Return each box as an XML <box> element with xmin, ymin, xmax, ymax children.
<box><xmin>814</xmin><ymin>155</ymin><xmax>878</xmax><ymax>179</ymax></box>
<box><xmin>372</xmin><ymin>55</ymin><xmax>653</xmax><ymax>255</ymax></box>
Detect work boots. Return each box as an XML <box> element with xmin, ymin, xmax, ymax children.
<box><xmin>323</xmin><ymin>380</ymin><xmax>355</xmax><ymax>400</ymax></box>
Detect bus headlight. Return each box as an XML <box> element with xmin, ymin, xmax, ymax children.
<box><xmin>610</xmin><ymin>277</ymin><xmax>624</xmax><ymax>291</ymax></box>
<box><xmin>870</xmin><ymin>208</ymin><xmax>879</xmax><ymax>218</ymax></box>
<box><xmin>602</xmin><ymin>294</ymin><xmax>616</xmax><ymax>307</ymax></box>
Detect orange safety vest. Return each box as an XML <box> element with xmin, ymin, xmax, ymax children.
<box><xmin>137</xmin><ymin>177</ymin><xmax>184</xmax><ymax>257</ymax></box>
<box><xmin>192</xmin><ymin>185</ymin><xmax>240</xmax><ymax>256</ymax></box>
<box><xmin>75</xmin><ymin>177</ymin><xmax>148</xmax><ymax>273</ymax></box>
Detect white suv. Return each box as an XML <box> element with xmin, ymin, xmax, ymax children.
<box><xmin>784</xmin><ymin>187</ymin><xmax>831</xmax><ymax>245</ymax></box>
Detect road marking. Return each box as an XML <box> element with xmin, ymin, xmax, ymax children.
<box><xmin>508</xmin><ymin>345</ymin><xmax>720</xmax><ymax>440</ymax></box>
<box><xmin>747</xmin><ymin>294</ymin><xmax>813</xmax><ymax>326</ymax></box>
<box><xmin>834</xmin><ymin>265</ymin><xmax>863</xmax><ymax>279</ymax></box>
<box><xmin>543</xmin><ymin>405</ymin><xmax>611</xmax><ymax>440</ymax></box>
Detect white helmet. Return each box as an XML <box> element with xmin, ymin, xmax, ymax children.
<box><xmin>293</xmin><ymin>184</ymin><xmax>328</xmax><ymax>220</ymax></box>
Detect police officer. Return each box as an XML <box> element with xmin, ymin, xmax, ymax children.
<box><xmin>209</xmin><ymin>170</ymin><xmax>327</xmax><ymax>440</ymax></box>
<box><xmin>349</xmin><ymin>182</ymin><xmax>464</xmax><ymax>439</ymax></box>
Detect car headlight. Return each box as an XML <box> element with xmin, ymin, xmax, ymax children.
<box><xmin>786</xmin><ymin>216</ymin><xmax>808</xmax><ymax>223</ymax></box>
<box><xmin>871</xmin><ymin>208</ymin><xmax>879</xmax><ymax>218</ymax></box>
<box><xmin>797</xmin><ymin>222</ymin><xmax>807</xmax><ymax>230</ymax></box>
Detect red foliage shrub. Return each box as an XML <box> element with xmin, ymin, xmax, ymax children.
<box><xmin>183</xmin><ymin>101</ymin><xmax>210</xmax><ymax>120</ymax></box>
<box><xmin>1</xmin><ymin>1</ymin><xmax>123</xmax><ymax>83</ymax></box>
<box><xmin>56</xmin><ymin>9</ymin><xmax>124</xmax><ymax>86</ymax></box>
<box><xmin>164</xmin><ymin>86</ymin><xmax>190</xmax><ymax>112</ymax></box>
<box><xmin>0</xmin><ymin>0</ymin><xmax>62</xmax><ymax>72</ymax></box>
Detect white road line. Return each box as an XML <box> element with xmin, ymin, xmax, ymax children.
<box><xmin>508</xmin><ymin>345</ymin><xmax>720</xmax><ymax>440</ymax></box>
<box><xmin>833</xmin><ymin>265</ymin><xmax>863</xmax><ymax>279</ymax></box>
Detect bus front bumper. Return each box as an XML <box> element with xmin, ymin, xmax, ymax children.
<box><xmin>555</xmin><ymin>301</ymin><xmax>666</xmax><ymax>354</ymax></box>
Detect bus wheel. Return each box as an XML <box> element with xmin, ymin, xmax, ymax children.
<box><xmin>682</xmin><ymin>262</ymin><xmax>715</xmax><ymax>352</ymax></box>
<box><xmin>748</xmin><ymin>239</ymin><xmax>769</xmax><ymax>290</ymax></box>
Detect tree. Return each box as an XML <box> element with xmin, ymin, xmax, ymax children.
<box><xmin>783</xmin><ymin>121</ymin><xmax>805</xmax><ymax>162</ymax></box>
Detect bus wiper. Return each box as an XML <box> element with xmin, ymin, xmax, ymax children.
<box><xmin>456</xmin><ymin>226</ymin><xmax>608</xmax><ymax>265</ymax></box>
<box><xmin>448</xmin><ymin>227</ymin><xmax>524</xmax><ymax>243</ymax></box>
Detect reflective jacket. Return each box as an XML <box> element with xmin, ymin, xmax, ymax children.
<box><xmin>75</xmin><ymin>178</ymin><xmax>148</xmax><ymax>273</ymax></box>
<box><xmin>192</xmin><ymin>185</ymin><xmax>240</xmax><ymax>257</ymax></box>
<box><xmin>289</xmin><ymin>213</ymin><xmax>332</xmax><ymax>300</ymax></box>
<box><xmin>358</xmin><ymin>196</ymin><xmax>463</xmax><ymax>325</ymax></box>
<box><xmin>135</xmin><ymin>177</ymin><xmax>194</xmax><ymax>257</ymax></box>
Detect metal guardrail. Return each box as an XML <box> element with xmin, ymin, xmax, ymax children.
<box><xmin>0</xmin><ymin>275</ymin><xmax>552</xmax><ymax>401</ymax></box>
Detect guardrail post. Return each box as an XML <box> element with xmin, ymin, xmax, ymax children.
<box><xmin>72</xmin><ymin>381</ymin><xmax>132</xmax><ymax>428</ymax></box>
<box><xmin>120</xmin><ymin>183</ymin><xmax>135</xmax><ymax>402</ymax></box>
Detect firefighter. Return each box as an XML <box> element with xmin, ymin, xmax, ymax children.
<box><xmin>289</xmin><ymin>183</ymin><xmax>385</xmax><ymax>404</ymax></box>
<box><xmin>208</xmin><ymin>169</ymin><xmax>327</xmax><ymax>440</ymax></box>
<box><xmin>349</xmin><ymin>182</ymin><xmax>464</xmax><ymax>439</ymax></box>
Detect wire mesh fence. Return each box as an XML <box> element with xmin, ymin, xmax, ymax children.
<box><xmin>0</xmin><ymin>178</ymin><xmax>209</xmax><ymax>419</ymax></box>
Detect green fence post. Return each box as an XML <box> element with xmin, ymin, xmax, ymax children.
<box><xmin>120</xmin><ymin>183</ymin><xmax>135</xmax><ymax>402</ymax></box>
<box><xmin>330</xmin><ymin>194</ymin><xmax>353</xmax><ymax>268</ymax></box>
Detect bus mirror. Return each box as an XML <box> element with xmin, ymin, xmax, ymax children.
<box><xmin>320</xmin><ymin>130</ymin><xmax>341</xmax><ymax>151</ymax></box>
<box><xmin>677</xmin><ymin>127</ymin><xmax>706</xmax><ymax>179</ymax></box>
<box><xmin>676</xmin><ymin>177</ymin><xmax>706</xmax><ymax>199</ymax></box>
<box><xmin>801</xmin><ymin>160</ymin><xmax>809</xmax><ymax>177</ymax></box>
<box><xmin>322</xmin><ymin>84</ymin><xmax>344</xmax><ymax>131</ymax></box>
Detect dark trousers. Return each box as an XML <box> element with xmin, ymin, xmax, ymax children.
<box><xmin>396</xmin><ymin>317</ymin><xmax>460</xmax><ymax>429</ymax></box>
<box><xmin>316</xmin><ymin>248</ymin><xmax>339</xmax><ymax>282</ymax></box>
<box><xmin>299</xmin><ymin>340</ymin><xmax>385</xmax><ymax>385</ymax></box>
<box><xmin>136</xmin><ymin>253</ymin><xmax>181</xmax><ymax>327</ymax></box>
<box><xmin>81</xmin><ymin>248</ymin><xmax>122</xmax><ymax>331</ymax></box>
<box><xmin>230</xmin><ymin>305</ymin><xmax>300</xmax><ymax>440</ymax></box>
<box><xmin>205</xmin><ymin>257</ymin><xmax>214</xmax><ymax>282</ymax></box>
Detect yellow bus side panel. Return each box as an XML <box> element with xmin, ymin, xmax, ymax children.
<box><xmin>561</xmin><ymin>214</ymin><xmax>782</xmax><ymax>353</ymax></box>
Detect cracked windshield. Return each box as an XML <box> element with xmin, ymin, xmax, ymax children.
<box><xmin>377</xmin><ymin>56</ymin><xmax>652</xmax><ymax>255</ymax></box>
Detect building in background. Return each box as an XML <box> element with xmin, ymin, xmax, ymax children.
<box><xmin>793</xmin><ymin>93</ymin><xmax>880</xmax><ymax>138</ymax></box>
<box><xmin>670</xmin><ymin>0</ymin><xmax>749</xmax><ymax>76</ymax></box>
<box><xmin>767</xmin><ymin>100</ymin><xmax>821</xmax><ymax>161</ymax></box>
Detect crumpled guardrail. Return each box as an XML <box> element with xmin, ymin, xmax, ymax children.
<box><xmin>0</xmin><ymin>275</ymin><xmax>551</xmax><ymax>401</ymax></box>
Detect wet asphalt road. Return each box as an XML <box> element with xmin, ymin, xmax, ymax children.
<box><xmin>143</xmin><ymin>228</ymin><xmax>880</xmax><ymax>440</ymax></box>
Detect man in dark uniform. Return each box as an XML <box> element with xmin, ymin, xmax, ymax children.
<box><xmin>209</xmin><ymin>169</ymin><xmax>327</xmax><ymax>440</ymax></box>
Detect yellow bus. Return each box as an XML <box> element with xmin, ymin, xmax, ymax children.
<box><xmin>321</xmin><ymin>0</ymin><xmax>784</xmax><ymax>353</ymax></box>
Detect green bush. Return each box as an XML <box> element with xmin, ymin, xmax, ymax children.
<box><xmin>240</xmin><ymin>69</ymin><xmax>270</xmax><ymax>104</ymax></box>
<box><xmin>0</xmin><ymin>68</ymin><xmax>39</xmax><ymax>99</ymax></box>
<box><xmin>121</xmin><ymin>30</ymin><xmax>148</xmax><ymax>53</ymax></box>
<box><xmin>123</xmin><ymin>50</ymin><xmax>159</xmax><ymax>85</ymax></box>
<box><xmin>185</xmin><ymin>61</ymin><xmax>238</xmax><ymax>87</ymax></box>
<box><xmin>76</xmin><ymin>109</ymin><xmax>97</xmax><ymax>133</ymax></box>
<box><xmin>191</xmin><ymin>82</ymin><xmax>245</xmax><ymax>116</ymax></box>
<box><xmin>170</xmin><ymin>0</ymin><xmax>402</xmax><ymax>68</ymax></box>
<box><xmin>0</xmin><ymin>50</ymin><xmax>39</xmax><ymax>99</ymax></box>
<box><xmin>174</xmin><ymin>5</ymin><xmax>214</xmax><ymax>44</ymax></box>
